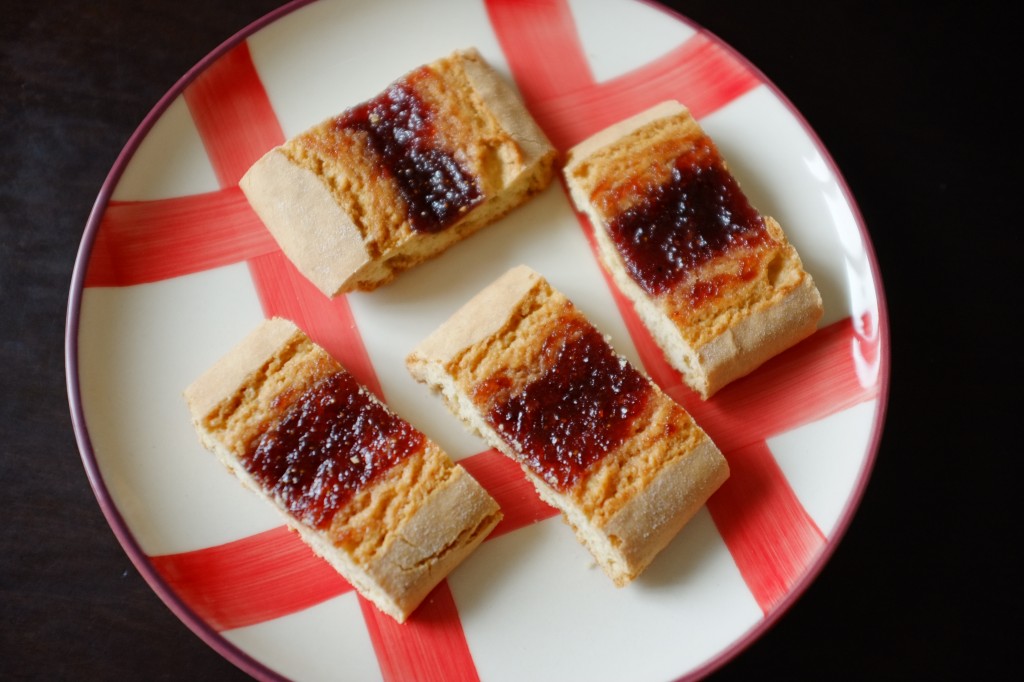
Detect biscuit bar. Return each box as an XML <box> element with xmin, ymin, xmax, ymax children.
<box><xmin>407</xmin><ymin>265</ymin><xmax>729</xmax><ymax>586</ymax></box>
<box><xmin>240</xmin><ymin>47</ymin><xmax>557</xmax><ymax>296</ymax></box>
<box><xmin>563</xmin><ymin>101</ymin><xmax>824</xmax><ymax>398</ymax></box>
<box><xmin>183</xmin><ymin>317</ymin><xmax>502</xmax><ymax>622</ymax></box>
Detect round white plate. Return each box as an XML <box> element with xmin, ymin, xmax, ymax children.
<box><xmin>66</xmin><ymin>0</ymin><xmax>889</xmax><ymax>680</ymax></box>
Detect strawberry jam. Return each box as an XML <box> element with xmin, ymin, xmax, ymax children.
<box><xmin>336</xmin><ymin>68</ymin><xmax>482</xmax><ymax>233</ymax></box>
<box><xmin>603</xmin><ymin>138</ymin><xmax>771</xmax><ymax>296</ymax></box>
<box><xmin>481</xmin><ymin>316</ymin><xmax>651</xmax><ymax>491</ymax></box>
<box><xmin>244</xmin><ymin>371</ymin><xmax>425</xmax><ymax>530</ymax></box>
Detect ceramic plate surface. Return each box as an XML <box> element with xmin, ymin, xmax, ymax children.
<box><xmin>66</xmin><ymin>0</ymin><xmax>889</xmax><ymax>679</ymax></box>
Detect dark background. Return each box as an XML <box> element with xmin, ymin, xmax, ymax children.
<box><xmin>2</xmin><ymin>1</ymin><xmax>1014</xmax><ymax>679</ymax></box>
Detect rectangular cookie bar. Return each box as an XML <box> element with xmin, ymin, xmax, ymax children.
<box><xmin>407</xmin><ymin>265</ymin><xmax>729</xmax><ymax>586</ymax></box>
<box><xmin>183</xmin><ymin>317</ymin><xmax>502</xmax><ymax>623</ymax></box>
<box><xmin>240</xmin><ymin>47</ymin><xmax>557</xmax><ymax>297</ymax></box>
<box><xmin>563</xmin><ymin>100</ymin><xmax>824</xmax><ymax>398</ymax></box>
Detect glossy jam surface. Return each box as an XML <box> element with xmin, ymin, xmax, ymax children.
<box><xmin>603</xmin><ymin>139</ymin><xmax>771</xmax><ymax>296</ymax></box>
<box><xmin>245</xmin><ymin>371</ymin><xmax>425</xmax><ymax>530</ymax></box>
<box><xmin>481</xmin><ymin>316</ymin><xmax>651</xmax><ymax>491</ymax></box>
<box><xmin>336</xmin><ymin>68</ymin><xmax>482</xmax><ymax>233</ymax></box>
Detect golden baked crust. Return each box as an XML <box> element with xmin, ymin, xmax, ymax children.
<box><xmin>184</xmin><ymin>317</ymin><xmax>502</xmax><ymax>622</ymax></box>
<box><xmin>240</xmin><ymin>48</ymin><xmax>557</xmax><ymax>297</ymax></box>
<box><xmin>407</xmin><ymin>265</ymin><xmax>729</xmax><ymax>586</ymax></box>
<box><xmin>564</xmin><ymin>101</ymin><xmax>824</xmax><ymax>398</ymax></box>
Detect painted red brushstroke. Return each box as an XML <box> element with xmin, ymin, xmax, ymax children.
<box><xmin>459</xmin><ymin>449</ymin><xmax>558</xmax><ymax>538</ymax></box>
<box><xmin>672</xmin><ymin>321</ymin><xmax>880</xmax><ymax>451</ymax></box>
<box><xmin>706</xmin><ymin>440</ymin><xmax>825</xmax><ymax>612</ymax></box>
<box><xmin>183</xmin><ymin>41</ymin><xmax>285</xmax><ymax>187</ymax></box>
<box><xmin>246</xmin><ymin>250</ymin><xmax>383</xmax><ymax>399</ymax></box>
<box><xmin>84</xmin><ymin>188</ymin><xmax>275</xmax><ymax>287</ymax></box>
<box><xmin>484</xmin><ymin>0</ymin><xmax>592</xmax><ymax>105</ymax></box>
<box><xmin>149</xmin><ymin>526</ymin><xmax>350</xmax><ymax>632</ymax></box>
<box><xmin>361</xmin><ymin>583</ymin><xmax>480</xmax><ymax>682</ymax></box>
<box><xmin>485</xmin><ymin>0</ymin><xmax>759</xmax><ymax>149</ymax></box>
<box><xmin>530</xmin><ymin>35</ymin><xmax>760</xmax><ymax>149</ymax></box>
<box><xmin>601</xmin><ymin>34</ymin><xmax>760</xmax><ymax>120</ymax></box>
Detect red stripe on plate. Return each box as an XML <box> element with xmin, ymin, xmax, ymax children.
<box><xmin>484</xmin><ymin>0</ymin><xmax>594</xmax><ymax>104</ymax></box>
<box><xmin>183</xmin><ymin>41</ymin><xmax>285</xmax><ymax>187</ymax></box>
<box><xmin>459</xmin><ymin>449</ymin><xmax>558</xmax><ymax>538</ymax></box>
<box><xmin>706</xmin><ymin>440</ymin><xmax>825</xmax><ymax>612</ymax></box>
<box><xmin>604</xmin><ymin>33</ymin><xmax>760</xmax><ymax>120</ymax></box>
<box><xmin>84</xmin><ymin>188</ymin><xmax>275</xmax><ymax>287</ymax></box>
<box><xmin>149</xmin><ymin>526</ymin><xmax>350</xmax><ymax>632</ymax></box>
<box><xmin>531</xmin><ymin>34</ymin><xmax>760</xmax><ymax>150</ymax></box>
<box><xmin>361</xmin><ymin>583</ymin><xmax>481</xmax><ymax>682</ymax></box>
<box><xmin>673</xmin><ymin>320</ymin><xmax>880</xmax><ymax>452</ymax></box>
<box><xmin>486</xmin><ymin>0</ymin><xmax>760</xmax><ymax>150</ymax></box>
<box><xmin>246</xmin><ymin>250</ymin><xmax>383</xmax><ymax>399</ymax></box>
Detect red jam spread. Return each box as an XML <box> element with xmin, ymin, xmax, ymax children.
<box><xmin>335</xmin><ymin>68</ymin><xmax>482</xmax><ymax>233</ymax></box>
<box><xmin>479</xmin><ymin>316</ymin><xmax>651</xmax><ymax>491</ymax></box>
<box><xmin>244</xmin><ymin>371</ymin><xmax>425</xmax><ymax>530</ymax></box>
<box><xmin>602</xmin><ymin>138</ymin><xmax>772</xmax><ymax>297</ymax></box>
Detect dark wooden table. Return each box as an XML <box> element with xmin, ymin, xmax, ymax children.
<box><xmin>3</xmin><ymin>1</ymin><xmax>1012</xmax><ymax>679</ymax></box>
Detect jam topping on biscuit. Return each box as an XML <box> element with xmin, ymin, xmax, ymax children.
<box><xmin>477</xmin><ymin>315</ymin><xmax>651</xmax><ymax>491</ymax></box>
<box><xmin>336</xmin><ymin>68</ymin><xmax>482</xmax><ymax>233</ymax></box>
<box><xmin>598</xmin><ymin>137</ymin><xmax>773</xmax><ymax>297</ymax></box>
<box><xmin>245</xmin><ymin>370</ymin><xmax>425</xmax><ymax>529</ymax></box>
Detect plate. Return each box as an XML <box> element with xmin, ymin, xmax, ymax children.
<box><xmin>65</xmin><ymin>0</ymin><xmax>889</xmax><ymax>679</ymax></box>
